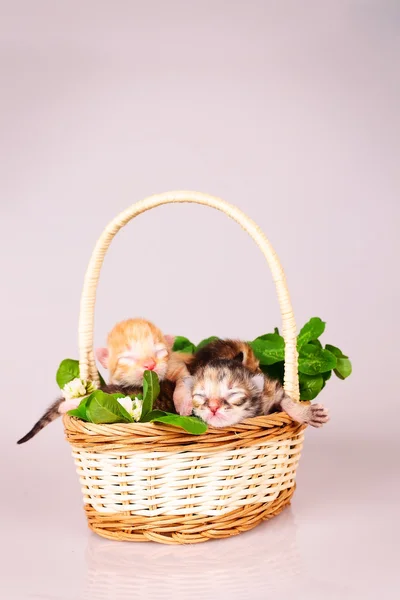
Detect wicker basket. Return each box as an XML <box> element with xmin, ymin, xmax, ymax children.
<box><xmin>64</xmin><ymin>191</ymin><xmax>305</xmax><ymax>544</ymax></box>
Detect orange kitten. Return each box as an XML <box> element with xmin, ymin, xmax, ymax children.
<box><xmin>96</xmin><ymin>318</ymin><xmax>193</xmax><ymax>414</ymax></box>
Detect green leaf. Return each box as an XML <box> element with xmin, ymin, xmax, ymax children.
<box><xmin>141</xmin><ymin>370</ymin><xmax>160</xmax><ymax>417</ymax></box>
<box><xmin>322</xmin><ymin>370</ymin><xmax>332</xmax><ymax>381</ymax></box>
<box><xmin>320</xmin><ymin>370</ymin><xmax>332</xmax><ymax>391</ymax></box>
<box><xmin>297</xmin><ymin>318</ymin><xmax>326</xmax><ymax>350</ymax></box>
<box><xmin>57</xmin><ymin>357</ymin><xmax>107</xmax><ymax>391</ymax></box>
<box><xmin>298</xmin><ymin>344</ymin><xmax>337</xmax><ymax>375</ymax></box>
<box><xmin>56</xmin><ymin>359</ymin><xmax>80</xmax><ymax>389</ymax></box>
<box><xmin>180</xmin><ymin>344</ymin><xmax>197</xmax><ymax>353</ymax></box>
<box><xmin>97</xmin><ymin>370</ymin><xmax>106</xmax><ymax>387</ymax></box>
<box><xmin>141</xmin><ymin>410</ymin><xmax>166</xmax><ymax>422</ymax></box>
<box><xmin>142</xmin><ymin>410</ymin><xmax>208</xmax><ymax>434</ymax></box>
<box><xmin>249</xmin><ymin>334</ymin><xmax>285</xmax><ymax>365</ymax></box>
<box><xmin>68</xmin><ymin>396</ymin><xmax>91</xmax><ymax>421</ymax></box>
<box><xmin>172</xmin><ymin>336</ymin><xmax>196</xmax><ymax>353</ymax></box>
<box><xmin>324</xmin><ymin>344</ymin><xmax>352</xmax><ymax>379</ymax></box>
<box><xmin>260</xmin><ymin>362</ymin><xmax>284</xmax><ymax>384</ymax></box>
<box><xmin>325</xmin><ymin>344</ymin><xmax>348</xmax><ymax>359</ymax></box>
<box><xmin>309</xmin><ymin>339</ymin><xmax>323</xmax><ymax>349</ymax></box>
<box><xmin>253</xmin><ymin>332</ymin><xmax>281</xmax><ymax>343</ymax></box>
<box><xmin>334</xmin><ymin>358</ymin><xmax>352</xmax><ymax>380</ymax></box>
<box><xmin>196</xmin><ymin>336</ymin><xmax>220</xmax><ymax>351</ymax></box>
<box><xmin>299</xmin><ymin>373</ymin><xmax>325</xmax><ymax>401</ymax></box>
<box><xmin>85</xmin><ymin>390</ymin><xmax>133</xmax><ymax>424</ymax></box>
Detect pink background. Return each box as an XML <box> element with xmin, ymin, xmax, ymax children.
<box><xmin>1</xmin><ymin>2</ymin><xmax>399</xmax><ymax>599</ymax></box>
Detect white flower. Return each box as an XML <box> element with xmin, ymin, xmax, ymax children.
<box><xmin>86</xmin><ymin>380</ymin><xmax>98</xmax><ymax>394</ymax></box>
<box><xmin>117</xmin><ymin>396</ymin><xmax>143</xmax><ymax>422</ymax></box>
<box><xmin>62</xmin><ymin>378</ymin><xmax>97</xmax><ymax>400</ymax></box>
<box><xmin>117</xmin><ymin>396</ymin><xmax>133</xmax><ymax>415</ymax></box>
<box><xmin>131</xmin><ymin>397</ymin><xmax>143</xmax><ymax>422</ymax></box>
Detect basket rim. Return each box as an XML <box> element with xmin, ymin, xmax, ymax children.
<box><xmin>64</xmin><ymin>411</ymin><xmax>297</xmax><ymax>433</ymax></box>
<box><xmin>63</xmin><ymin>412</ymin><xmax>306</xmax><ymax>452</ymax></box>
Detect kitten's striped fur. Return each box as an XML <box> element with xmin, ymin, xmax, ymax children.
<box><xmin>191</xmin><ymin>339</ymin><xmax>329</xmax><ymax>428</ymax></box>
<box><xmin>17</xmin><ymin>397</ymin><xmax>64</xmax><ymax>444</ymax></box>
<box><xmin>187</xmin><ymin>338</ymin><xmax>259</xmax><ymax>373</ymax></box>
<box><xmin>192</xmin><ymin>359</ymin><xmax>264</xmax><ymax>427</ymax></box>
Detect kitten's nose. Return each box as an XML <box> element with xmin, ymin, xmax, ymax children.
<box><xmin>143</xmin><ymin>359</ymin><xmax>156</xmax><ymax>371</ymax></box>
<box><xmin>208</xmin><ymin>399</ymin><xmax>221</xmax><ymax>414</ymax></box>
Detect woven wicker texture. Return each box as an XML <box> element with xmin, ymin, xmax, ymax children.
<box><xmin>65</xmin><ymin>191</ymin><xmax>305</xmax><ymax>543</ymax></box>
<box><xmin>84</xmin><ymin>488</ymin><xmax>296</xmax><ymax>544</ymax></box>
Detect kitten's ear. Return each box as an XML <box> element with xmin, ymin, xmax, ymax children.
<box><xmin>164</xmin><ymin>335</ymin><xmax>175</xmax><ymax>349</ymax></box>
<box><xmin>95</xmin><ymin>347</ymin><xmax>109</xmax><ymax>368</ymax></box>
<box><xmin>252</xmin><ymin>374</ymin><xmax>265</xmax><ymax>393</ymax></box>
<box><xmin>233</xmin><ymin>351</ymin><xmax>244</xmax><ymax>363</ymax></box>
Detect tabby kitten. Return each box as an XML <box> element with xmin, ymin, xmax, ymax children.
<box><xmin>192</xmin><ymin>359</ymin><xmax>265</xmax><ymax>427</ymax></box>
<box><xmin>191</xmin><ymin>339</ymin><xmax>329</xmax><ymax>428</ymax></box>
<box><xmin>188</xmin><ymin>338</ymin><xmax>259</xmax><ymax>373</ymax></box>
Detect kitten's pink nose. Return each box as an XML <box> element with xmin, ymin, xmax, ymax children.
<box><xmin>208</xmin><ymin>399</ymin><xmax>221</xmax><ymax>414</ymax></box>
<box><xmin>143</xmin><ymin>359</ymin><xmax>156</xmax><ymax>371</ymax></box>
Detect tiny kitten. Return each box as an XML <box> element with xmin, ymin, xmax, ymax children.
<box><xmin>190</xmin><ymin>339</ymin><xmax>329</xmax><ymax>428</ymax></box>
<box><xmin>17</xmin><ymin>318</ymin><xmax>189</xmax><ymax>444</ymax></box>
<box><xmin>192</xmin><ymin>359</ymin><xmax>265</xmax><ymax>427</ymax></box>
<box><xmin>95</xmin><ymin>318</ymin><xmax>193</xmax><ymax>414</ymax></box>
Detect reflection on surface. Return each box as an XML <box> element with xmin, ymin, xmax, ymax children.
<box><xmin>81</xmin><ymin>510</ymin><xmax>303</xmax><ymax>600</ymax></box>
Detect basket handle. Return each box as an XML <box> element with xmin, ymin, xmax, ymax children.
<box><xmin>78</xmin><ymin>191</ymin><xmax>299</xmax><ymax>400</ymax></box>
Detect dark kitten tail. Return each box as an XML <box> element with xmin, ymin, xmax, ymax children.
<box><xmin>17</xmin><ymin>380</ymin><xmax>178</xmax><ymax>445</ymax></box>
<box><xmin>17</xmin><ymin>397</ymin><xmax>63</xmax><ymax>444</ymax></box>
<box><xmin>16</xmin><ymin>385</ymin><xmax>127</xmax><ymax>445</ymax></box>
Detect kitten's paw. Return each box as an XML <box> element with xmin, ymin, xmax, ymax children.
<box><xmin>305</xmin><ymin>403</ymin><xmax>329</xmax><ymax>428</ymax></box>
<box><xmin>173</xmin><ymin>378</ymin><xmax>193</xmax><ymax>416</ymax></box>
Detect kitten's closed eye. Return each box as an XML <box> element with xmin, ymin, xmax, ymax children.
<box><xmin>231</xmin><ymin>397</ymin><xmax>247</xmax><ymax>406</ymax></box>
<box><xmin>227</xmin><ymin>389</ymin><xmax>246</xmax><ymax>402</ymax></box>
<box><xmin>156</xmin><ymin>348</ymin><xmax>168</xmax><ymax>359</ymax></box>
<box><xmin>118</xmin><ymin>356</ymin><xmax>135</xmax><ymax>366</ymax></box>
